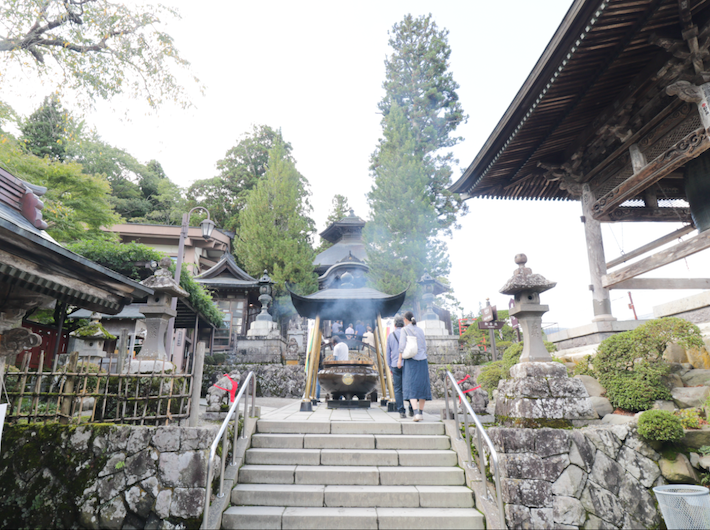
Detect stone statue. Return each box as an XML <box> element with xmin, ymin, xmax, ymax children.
<box><xmin>206</xmin><ymin>370</ymin><xmax>241</xmax><ymax>412</ymax></box>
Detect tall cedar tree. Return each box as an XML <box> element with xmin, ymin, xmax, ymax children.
<box><xmin>235</xmin><ymin>143</ymin><xmax>317</xmax><ymax>296</ymax></box>
<box><xmin>187</xmin><ymin>125</ymin><xmax>292</xmax><ymax>232</ymax></box>
<box><xmin>315</xmin><ymin>194</ymin><xmax>351</xmax><ymax>254</ymax></box>
<box><xmin>366</xmin><ymin>14</ymin><xmax>467</xmax><ymax>302</ymax></box>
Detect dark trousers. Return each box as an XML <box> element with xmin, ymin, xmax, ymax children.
<box><xmin>390</xmin><ymin>366</ymin><xmax>412</xmax><ymax>414</ymax></box>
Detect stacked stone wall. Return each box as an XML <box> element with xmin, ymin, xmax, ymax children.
<box><xmin>488</xmin><ymin>424</ymin><xmax>664</xmax><ymax>529</ymax></box>
<box><xmin>0</xmin><ymin>423</ymin><xmax>218</xmax><ymax>529</ymax></box>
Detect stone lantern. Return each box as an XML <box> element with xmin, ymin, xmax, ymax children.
<box><xmin>255</xmin><ymin>270</ymin><xmax>274</xmax><ymax>322</ymax></box>
<box><xmin>416</xmin><ymin>271</ymin><xmax>449</xmax><ymax>337</ymax></box>
<box><xmin>499</xmin><ymin>254</ymin><xmax>556</xmax><ymax>363</ymax></box>
<box><xmin>137</xmin><ymin>257</ymin><xmax>188</xmax><ymax>361</ymax></box>
<box><xmin>70</xmin><ymin>312</ymin><xmax>116</xmax><ymax>365</ymax></box>
<box><xmin>247</xmin><ymin>270</ymin><xmax>278</xmax><ymax>337</ymax></box>
<box><xmin>495</xmin><ymin>254</ymin><xmax>595</xmax><ymax>427</ymax></box>
<box><xmin>417</xmin><ymin>272</ymin><xmax>438</xmax><ymax>321</ymax></box>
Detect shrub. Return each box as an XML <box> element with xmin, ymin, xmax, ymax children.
<box><xmin>477</xmin><ymin>341</ymin><xmax>557</xmax><ymax>397</ymax></box>
<box><xmin>638</xmin><ymin>410</ymin><xmax>685</xmax><ymax>442</ymax></box>
<box><xmin>676</xmin><ymin>408</ymin><xmax>702</xmax><ymax>429</ymax></box>
<box><xmin>698</xmin><ymin>445</ymin><xmax>710</xmax><ymax>456</ymax></box>
<box><xmin>592</xmin><ymin>318</ymin><xmax>702</xmax><ymax>412</ymax></box>
<box><xmin>213</xmin><ymin>353</ymin><xmax>227</xmax><ymax>364</ymax></box>
<box><xmin>573</xmin><ymin>355</ymin><xmax>595</xmax><ymax>377</ymax></box>
<box><xmin>204</xmin><ymin>356</ymin><xmax>216</xmax><ymax>365</ymax></box>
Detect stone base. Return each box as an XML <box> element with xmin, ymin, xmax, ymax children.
<box><xmin>327</xmin><ymin>399</ymin><xmax>371</xmax><ymax>409</ymax></box>
<box><xmin>247</xmin><ymin>320</ymin><xmax>278</xmax><ymax>338</ymax></box>
<box><xmin>425</xmin><ymin>335</ymin><xmax>463</xmax><ymax>364</ymax></box>
<box><xmin>233</xmin><ymin>337</ymin><xmax>285</xmax><ymax>364</ymax></box>
<box><xmin>419</xmin><ymin>319</ymin><xmax>448</xmax><ymax>336</ymax></box>
<box><xmin>495</xmin><ymin>362</ymin><xmax>596</xmax><ymax>428</ymax></box>
<box><xmin>128</xmin><ymin>359</ymin><xmax>175</xmax><ymax>373</ymax></box>
<box><xmin>547</xmin><ymin>320</ymin><xmax>645</xmax><ymax>351</ymax></box>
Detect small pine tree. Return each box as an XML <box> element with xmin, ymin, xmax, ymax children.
<box><xmin>20</xmin><ymin>95</ymin><xmax>73</xmax><ymax>161</ymax></box>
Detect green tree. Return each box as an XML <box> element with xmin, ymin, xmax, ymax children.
<box><xmin>0</xmin><ymin>134</ymin><xmax>120</xmax><ymax>242</ymax></box>
<box><xmin>235</xmin><ymin>142</ymin><xmax>317</xmax><ymax>296</ymax></box>
<box><xmin>19</xmin><ymin>94</ymin><xmax>74</xmax><ymax>161</ymax></box>
<box><xmin>187</xmin><ymin>125</ymin><xmax>292</xmax><ymax>232</ymax></box>
<box><xmin>315</xmin><ymin>194</ymin><xmax>351</xmax><ymax>254</ymax></box>
<box><xmin>366</xmin><ymin>14</ymin><xmax>467</xmax><ymax>306</ymax></box>
<box><xmin>0</xmin><ymin>0</ymin><xmax>197</xmax><ymax>109</ymax></box>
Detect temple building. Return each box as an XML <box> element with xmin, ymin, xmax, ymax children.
<box><xmin>451</xmin><ymin>0</ymin><xmax>710</xmax><ymax>348</ymax></box>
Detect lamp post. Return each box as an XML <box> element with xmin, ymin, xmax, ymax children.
<box><xmin>166</xmin><ymin>207</ymin><xmax>215</xmax><ymax>359</ymax></box>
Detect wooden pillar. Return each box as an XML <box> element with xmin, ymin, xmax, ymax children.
<box><xmin>581</xmin><ymin>184</ymin><xmax>615</xmax><ymax>321</ymax></box>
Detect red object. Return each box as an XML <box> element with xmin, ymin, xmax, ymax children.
<box><xmin>214</xmin><ymin>374</ymin><xmax>239</xmax><ymax>402</ymax></box>
<box><xmin>456</xmin><ymin>374</ymin><xmax>482</xmax><ymax>403</ymax></box>
<box><xmin>16</xmin><ymin>322</ymin><xmax>69</xmax><ymax>369</ymax></box>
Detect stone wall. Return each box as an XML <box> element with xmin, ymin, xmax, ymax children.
<box><xmin>488</xmin><ymin>423</ymin><xmax>663</xmax><ymax>529</ymax></box>
<box><xmin>0</xmin><ymin>423</ymin><xmax>218</xmax><ymax>529</ymax></box>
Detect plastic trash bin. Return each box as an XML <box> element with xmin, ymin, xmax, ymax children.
<box><xmin>653</xmin><ymin>485</ymin><xmax>710</xmax><ymax>530</ymax></box>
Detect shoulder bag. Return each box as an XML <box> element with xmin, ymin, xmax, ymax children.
<box><xmin>401</xmin><ymin>328</ymin><xmax>418</xmax><ymax>359</ymax></box>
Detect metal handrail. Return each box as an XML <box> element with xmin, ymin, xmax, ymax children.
<box><xmin>202</xmin><ymin>371</ymin><xmax>256</xmax><ymax>529</ymax></box>
<box><xmin>444</xmin><ymin>371</ymin><xmax>504</xmax><ymax>526</ymax></box>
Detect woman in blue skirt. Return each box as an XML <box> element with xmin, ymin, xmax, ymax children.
<box><xmin>397</xmin><ymin>311</ymin><xmax>431</xmax><ymax>422</ymax></box>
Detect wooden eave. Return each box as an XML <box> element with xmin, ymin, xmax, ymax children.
<box><xmin>451</xmin><ymin>0</ymin><xmax>710</xmax><ymax>204</ymax></box>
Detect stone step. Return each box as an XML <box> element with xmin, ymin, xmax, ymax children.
<box><xmin>232</xmin><ymin>484</ymin><xmax>324</xmax><ymax>507</ymax></box>
<box><xmin>255</xmin><ymin>420</ymin><xmax>446</xmax><ymax>436</ymax></box>
<box><xmin>379</xmin><ymin>466</ymin><xmax>465</xmax><ymax>486</ymax></box>
<box><xmin>257</xmin><ymin>420</ymin><xmax>331</xmax><ymax>434</ymax></box>
<box><xmin>375</xmin><ymin>435</ymin><xmax>450</xmax><ymax>450</ymax></box>
<box><xmin>246</xmin><ymin>448</ymin><xmax>321</xmax><ymax>466</ymax></box>
<box><xmin>222</xmin><ymin>506</ymin><xmax>485</xmax><ymax>530</ymax></box>
<box><xmin>239</xmin><ymin>465</ymin><xmax>296</xmax><ymax>484</ymax></box>
<box><xmin>320</xmin><ymin>449</ymin><xmax>399</xmax><ymax>466</ymax></box>
<box><xmin>251</xmin><ymin>433</ymin><xmax>304</xmax><ymax>449</ymax></box>
<box><xmin>304</xmin><ymin>434</ymin><xmax>375</xmax><ymax>449</ymax></box>
<box><xmin>397</xmin><ymin>450</ymin><xmax>458</xmax><ymax>467</ymax></box>
<box><xmin>230</xmin><ymin>484</ymin><xmax>474</xmax><ymax>509</ymax></box>
<box><xmin>295</xmin><ymin>465</ymin><xmax>380</xmax><ymax>485</ymax></box>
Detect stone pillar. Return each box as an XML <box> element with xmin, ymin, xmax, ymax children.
<box><xmin>582</xmin><ymin>184</ymin><xmax>615</xmax><ymax>321</ymax></box>
<box><xmin>189</xmin><ymin>341</ymin><xmax>205</xmax><ymax>427</ymax></box>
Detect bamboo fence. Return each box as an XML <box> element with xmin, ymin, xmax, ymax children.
<box><xmin>2</xmin><ymin>352</ymin><xmax>194</xmax><ymax>426</ymax></box>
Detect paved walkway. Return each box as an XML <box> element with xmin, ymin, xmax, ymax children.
<box><xmin>261</xmin><ymin>400</ymin><xmax>442</xmax><ymax>423</ymax></box>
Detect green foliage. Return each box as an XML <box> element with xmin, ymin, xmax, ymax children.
<box><xmin>459</xmin><ymin>310</ymin><xmax>517</xmax><ymax>351</ymax></box>
<box><xmin>72</xmin><ymin>322</ymin><xmax>116</xmax><ymax>340</ymax></box>
<box><xmin>188</xmin><ymin>125</ymin><xmax>292</xmax><ymax>233</ymax></box>
<box><xmin>592</xmin><ymin>318</ymin><xmax>703</xmax><ymax>412</ymax></box>
<box><xmin>0</xmin><ymin>0</ymin><xmax>198</xmax><ymax>109</ymax></box>
<box><xmin>235</xmin><ymin>142</ymin><xmax>317</xmax><ymax>296</ymax></box>
<box><xmin>177</xmin><ymin>268</ymin><xmax>223</xmax><ymax>327</ymax></box>
<box><xmin>19</xmin><ymin>95</ymin><xmax>73</xmax><ymax>161</ymax></box>
<box><xmin>366</xmin><ymin>14</ymin><xmax>467</xmax><ymax>306</ymax></box>
<box><xmin>638</xmin><ymin>410</ymin><xmax>685</xmax><ymax>442</ymax></box>
<box><xmin>315</xmin><ymin>194</ymin><xmax>351</xmax><ymax>254</ymax></box>
<box><xmin>699</xmin><ymin>445</ymin><xmax>710</xmax><ymax>456</ymax></box>
<box><xmin>572</xmin><ymin>355</ymin><xmax>595</xmax><ymax>377</ymax></box>
<box><xmin>676</xmin><ymin>408</ymin><xmax>702</xmax><ymax>430</ymax></box>
<box><xmin>66</xmin><ymin>240</ymin><xmax>162</xmax><ymax>281</ymax></box>
<box><xmin>0</xmin><ymin>134</ymin><xmax>120</xmax><ymax>242</ymax></box>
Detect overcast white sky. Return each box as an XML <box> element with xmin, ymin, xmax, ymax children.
<box><xmin>4</xmin><ymin>0</ymin><xmax>710</xmax><ymax>329</ymax></box>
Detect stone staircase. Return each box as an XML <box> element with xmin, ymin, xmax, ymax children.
<box><xmin>221</xmin><ymin>419</ymin><xmax>484</xmax><ymax>529</ymax></box>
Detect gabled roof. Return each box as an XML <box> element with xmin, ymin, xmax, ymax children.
<box><xmin>319</xmin><ymin>210</ymin><xmax>366</xmax><ymax>244</ymax></box>
<box><xmin>0</xmin><ymin>167</ymin><xmax>152</xmax><ymax>314</ymax></box>
<box><xmin>194</xmin><ymin>252</ymin><xmax>259</xmax><ymax>289</ymax></box>
<box><xmin>450</xmin><ymin>0</ymin><xmax>701</xmax><ymax>201</ymax></box>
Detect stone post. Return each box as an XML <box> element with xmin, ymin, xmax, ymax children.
<box><xmin>189</xmin><ymin>341</ymin><xmax>205</xmax><ymax>427</ymax></box>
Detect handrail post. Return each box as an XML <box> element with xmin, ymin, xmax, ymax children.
<box><xmin>250</xmin><ymin>373</ymin><xmax>256</xmax><ymax>417</ymax></box>
<box><xmin>242</xmin><ymin>377</ymin><xmax>249</xmax><ymax>438</ymax></box>
<box><xmin>444</xmin><ymin>375</ymin><xmax>450</xmax><ymax>420</ymax></box>
<box><xmin>218</xmin><ymin>434</ymin><xmax>227</xmax><ymax>497</ymax></box>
